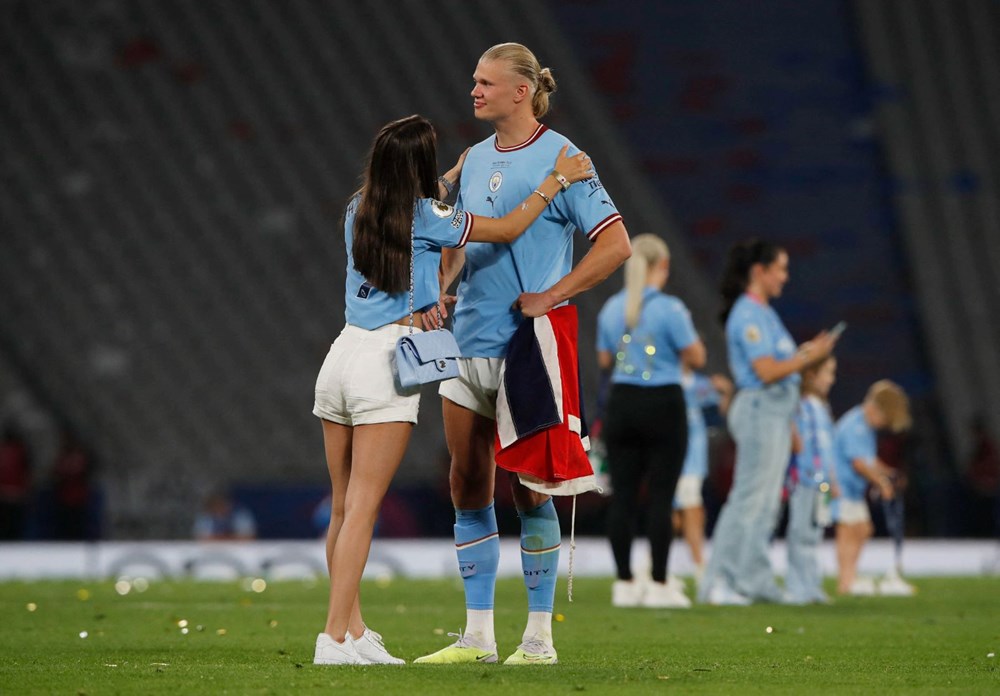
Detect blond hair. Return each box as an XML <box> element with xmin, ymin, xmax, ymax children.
<box><xmin>479</xmin><ymin>42</ymin><xmax>557</xmax><ymax>118</ymax></box>
<box><xmin>866</xmin><ymin>379</ymin><xmax>912</xmax><ymax>433</ymax></box>
<box><xmin>623</xmin><ymin>234</ymin><xmax>670</xmax><ymax>330</ymax></box>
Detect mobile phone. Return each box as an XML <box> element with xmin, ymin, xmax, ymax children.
<box><xmin>829</xmin><ymin>321</ymin><xmax>847</xmax><ymax>339</ymax></box>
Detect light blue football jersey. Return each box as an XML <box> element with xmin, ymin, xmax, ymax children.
<box><xmin>726</xmin><ymin>293</ymin><xmax>800</xmax><ymax>390</ymax></box>
<box><xmin>344</xmin><ymin>196</ymin><xmax>473</xmax><ymax>330</ymax></box>
<box><xmin>454</xmin><ymin>124</ymin><xmax>623</xmax><ymax>357</ymax></box>
<box><xmin>792</xmin><ymin>395</ymin><xmax>836</xmax><ymax>489</ymax></box>
<box><xmin>596</xmin><ymin>287</ymin><xmax>698</xmax><ymax>386</ymax></box>
<box><xmin>680</xmin><ymin>372</ymin><xmax>721</xmax><ymax>478</ymax></box>
<box><xmin>834</xmin><ymin>405</ymin><xmax>875</xmax><ymax>501</ymax></box>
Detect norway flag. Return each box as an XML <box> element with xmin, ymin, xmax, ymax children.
<box><xmin>494</xmin><ymin>305</ymin><xmax>599</xmax><ymax>496</ymax></box>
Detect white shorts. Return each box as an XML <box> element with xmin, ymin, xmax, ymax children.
<box><xmin>313</xmin><ymin>324</ymin><xmax>421</xmax><ymax>426</ymax></box>
<box><xmin>836</xmin><ymin>498</ymin><xmax>871</xmax><ymax>525</ymax></box>
<box><xmin>674</xmin><ymin>474</ymin><xmax>704</xmax><ymax>509</ymax></box>
<box><xmin>438</xmin><ymin>357</ymin><xmax>504</xmax><ymax>419</ymax></box>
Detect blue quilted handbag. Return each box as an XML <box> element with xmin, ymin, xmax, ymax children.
<box><xmin>394</xmin><ymin>328</ymin><xmax>461</xmax><ymax>388</ymax></box>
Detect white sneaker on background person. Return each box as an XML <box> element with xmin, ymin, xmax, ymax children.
<box><xmin>642</xmin><ymin>580</ymin><xmax>692</xmax><ymax>609</ymax></box>
<box><xmin>704</xmin><ymin>580</ymin><xmax>752</xmax><ymax>606</ymax></box>
<box><xmin>351</xmin><ymin>628</ymin><xmax>405</xmax><ymax>664</ymax></box>
<box><xmin>611</xmin><ymin>578</ymin><xmax>645</xmax><ymax>607</ymax></box>
<box><xmin>848</xmin><ymin>576</ymin><xmax>877</xmax><ymax>596</ymax></box>
<box><xmin>667</xmin><ymin>575</ymin><xmax>686</xmax><ymax>595</ymax></box>
<box><xmin>314</xmin><ymin>632</ymin><xmax>365</xmax><ymax>665</ymax></box>
<box><xmin>877</xmin><ymin>569</ymin><xmax>916</xmax><ymax>596</ymax></box>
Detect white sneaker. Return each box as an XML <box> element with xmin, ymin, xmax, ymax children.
<box><xmin>612</xmin><ymin>579</ymin><xmax>644</xmax><ymax>607</ymax></box>
<box><xmin>705</xmin><ymin>581</ymin><xmax>752</xmax><ymax>606</ymax></box>
<box><xmin>314</xmin><ymin>632</ymin><xmax>365</xmax><ymax>665</ymax></box>
<box><xmin>351</xmin><ymin>628</ymin><xmax>405</xmax><ymax>665</ymax></box>
<box><xmin>642</xmin><ymin>580</ymin><xmax>691</xmax><ymax>609</ymax></box>
<box><xmin>878</xmin><ymin>572</ymin><xmax>916</xmax><ymax>597</ymax></box>
<box><xmin>848</xmin><ymin>577</ymin><xmax>877</xmax><ymax>596</ymax></box>
<box><xmin>667</xmin><ymin>575</ymin><xmax>686</xmax><ymax>594</ymax></box>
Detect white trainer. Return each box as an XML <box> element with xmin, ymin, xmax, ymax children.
<box><xmin>705</xmin><ymin>581</ymin><xmax>752</xmax><ymax>606</ymax></box>
<box><xmin>351</xmin><ymin>628</ymin><xmax>405</xmax><ymax>665</ymax></box>
<box><xmin>878</xmin><ymin>571</ymin><xmax>916</xmax><ymax>597</ymax></box>
<box><xmin>667</xmin><ymin>575</ymin><xmax>686</xmax><ymax>594</ymax></box>
<box><xmin>643</xmin><ymin>580</ymin><xmax>691</xmax><ymax>609</ymax></box>
<box><xmin>612</xmin><ymin>579</ymin><xmax>644</xmax><ymax>607</ymax></box>
<box><xmin>314</xmin><ymin>632</ymin><xmax>365</xmax><ymax>665</ymax></box>
<box><xmin>848</xmin><ymin>577</ymin><xmax>877</xmax><ymax>596</ymax></box>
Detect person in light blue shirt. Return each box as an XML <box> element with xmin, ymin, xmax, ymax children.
<box><xmin>310</xmin><ymin>114</ymin><xmax>594</xmax><ymax>666</ymax></box>
<box><xmin>785</xmin><ymin>356</ymin><xmax>839</xmax><ymax>604</ymax></box>
<box><xmin>420</xmin><ymin>43</ymin><xmax>631</xmax><ymax>666</ymax></box>
<box><xmin>699</xmin><ymin>239</ymin><xmax>837</xmax><ymax>606</ymax></box>
<box><xmin>596</xmin><ymin>234</ymin><xmax>706</xmax><ymax>609</ymax></box>
<box><xmin>833</xmin><ymin>380</ymin><xmax>911</xmax><ymax>596</ymax></box>
<box><xmin>673</xmin><ymin>370</ymin><xmax>733</xmax><ymax>583</ymax></box>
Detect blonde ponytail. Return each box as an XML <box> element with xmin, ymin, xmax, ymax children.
<box><xmin>623</xmin><ymin>234</ymin><xmax>670</xmax><ymax>329</ymax></box>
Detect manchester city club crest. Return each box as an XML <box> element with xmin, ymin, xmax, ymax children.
<box><xmin>489</xmin><ymin>171</ymin><xmax>503</xmax><ymax>192</ymax></box>
<box><xmin>432</xmin><ymin>200</ymin><xmax>454</xmax><ymax>218</ymax></box>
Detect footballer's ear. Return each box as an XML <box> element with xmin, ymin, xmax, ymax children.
<box><xmin>513</xmin><ymin>82</ymin><xmax>530</xmax><ymax>103</ymax></box>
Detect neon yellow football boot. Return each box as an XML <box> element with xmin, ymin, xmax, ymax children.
<box><xmin>413</xmin><ymin>631</ymin><xmax>498</xmax><ymax>664</ymax></box>
<box><xmin>503</xmin><ymin>638</ymin><xmax>558</xmax><ymax>665</ymax></box>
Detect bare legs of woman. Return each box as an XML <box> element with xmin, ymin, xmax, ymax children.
<box><xmin>318</xmin><ymin>419</ymin><xmax>412</xmax><ymax>663</ymax></box>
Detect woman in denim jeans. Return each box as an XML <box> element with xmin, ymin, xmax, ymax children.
<box><xmin>698</xmin><ymin>240</ymin><xmax>837</xmax><ymax>605</ymax></box>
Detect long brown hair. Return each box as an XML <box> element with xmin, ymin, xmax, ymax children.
<box><xmin>352</xmin><ymin>115</ymin><xmax>439</xmax><ymax>294</ymax></box>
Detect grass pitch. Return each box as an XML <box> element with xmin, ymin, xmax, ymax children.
<box><xmin>1</xmin><ymin>575</ymin><xmax>997</xmax><ymax>694</ymax></box>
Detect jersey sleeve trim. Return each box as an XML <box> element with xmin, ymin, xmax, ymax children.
<box><xmin>587</xmin><ymin>213</ymin><xmax>623</xmax><ymax>241</ymax></box>
<box><xmin>456</xmin><ymin>211</ymin><xmax>474</xmax><ymax>248</ymax></box>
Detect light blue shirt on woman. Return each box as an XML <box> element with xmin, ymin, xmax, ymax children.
<box><xmin>596</xmin><ymin>287</ymin><xmax>698</xmax><ymax>386</ymax></box>
<box><xmin>726</xmin><ymin>293</ymin><xmax>799</xmax><ymax>390</ymax></box>
<box><xmin>343</xmin><ymin>196</ymin><xmax>473</xmax><ymax>330</ymax></box>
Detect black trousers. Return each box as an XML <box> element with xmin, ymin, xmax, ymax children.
<box><xmin>605</xmin><ymin>383</ymin><xmax>688</xmax><ymax>583</ymax></box>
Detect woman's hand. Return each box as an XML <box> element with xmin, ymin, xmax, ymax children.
<box><xmin>441</xmin><ymin>148</ymin><xmax>470</xmax><ymax>189</ymax></box>
<box><xmin>552</xmin><ymin>145</ymin><xmax>594</xmax><ymax>185</ymax></box>
<box><xmin>798</xmin><ymin>330</ymin><xmax>838</xmax><ymax>366</ymax></box>
<box><xmin>420</xmin><ymin>294</ymin><xmax>456</xmax><ymax>331</ymax></box>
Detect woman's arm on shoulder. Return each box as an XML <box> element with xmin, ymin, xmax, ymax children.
<box><xmin>466</xmin><ymin>146</ymin><xmax>593</xmax><ymax>243</ymax></box>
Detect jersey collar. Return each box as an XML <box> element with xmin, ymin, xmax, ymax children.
<box><xmin>494</xmin><ymin>123</ymin><xmax>548</xmax><ymax>152</ymax></box>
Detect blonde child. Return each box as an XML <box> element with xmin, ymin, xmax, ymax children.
<box><xmin>832</xmin><ymin>380</ymin><xmax>912</xmax><ymax>595</ymax></box>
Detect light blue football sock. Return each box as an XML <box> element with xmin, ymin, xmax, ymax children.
<box><xmin>519</xmin><ymin>499</ymin><xmax>561</xmax><ymax>613</ymax></box>
<box><xmin>454</xmin><ymin>503</ymin><xmax>500</xmax><ymax>611</ymax></box>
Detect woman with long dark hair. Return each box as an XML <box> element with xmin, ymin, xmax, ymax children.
<box><xmin>312</xmin><ymin>114</ymin><xmax>593</xmax><ymax>665</ymax></box>
<box><xmin>698</xmin><ymin>239</ymin><xmax>837</xmax><ymax>605</ymax></box>
<box><xmin>597</xmin><ymin>234</ymin><xmax>706</xmax><ymax>608</ymax></box>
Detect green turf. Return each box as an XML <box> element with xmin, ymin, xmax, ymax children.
<box><xmin>1</xmin><ymin>575</ymin><xmax>997</xmax><ymax>694</ymax></box>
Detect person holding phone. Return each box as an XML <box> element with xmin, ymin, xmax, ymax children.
<box><xmin>698</xmin><ymin>239</ymin><xmax>838</xmax><ymax>605</ymax></box>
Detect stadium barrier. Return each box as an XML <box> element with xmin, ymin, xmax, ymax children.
<box><xmin>1</xmin><ymin>538</ymin><xmax>997</xmax><ymax>581</ymax></box>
